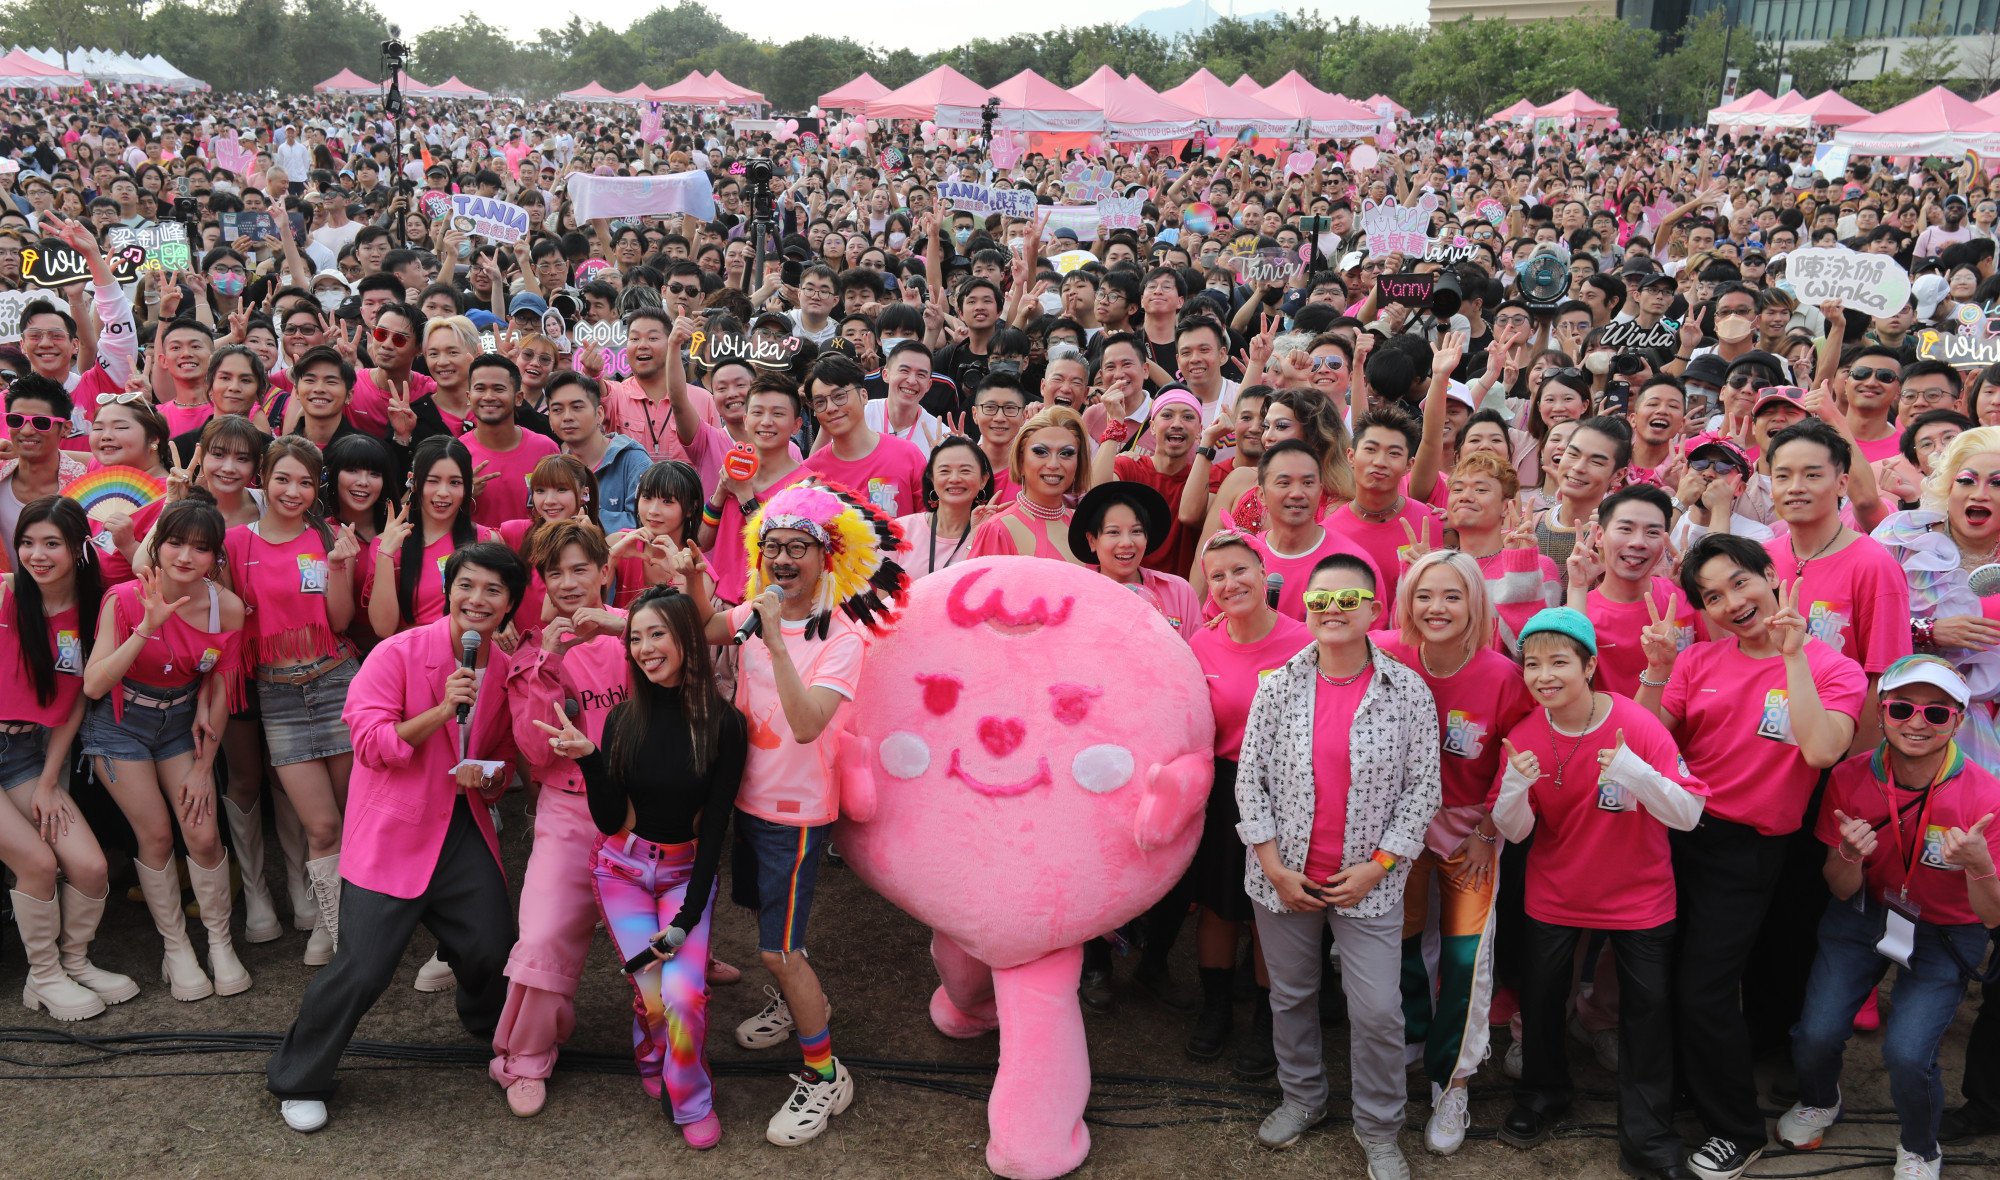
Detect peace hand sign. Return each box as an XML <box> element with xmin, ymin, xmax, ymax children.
<box><xmin>1639</xmin><ymin>592</ymin><xmax>1681</xmax><ymax>677</ymax></box>
<box><xmin>471</xmin><ymin>459</ymin><xmax>498</xmax><ymax>499</ymax></box>
<box><xmin>1502</xmin><ymin>500</ymin><xmax>1538</xmax><ymax>550</ymax></box>
<box><xmin>531</xmin><ymin>699</ymin><xmax>596</xmax><ymax>759</ymax></box>
<box><xmin>1767</xmin><ymin>578</ymin><xmax>1807</xmax><ymax>658</ymax></box>
<box><xmin>385</xmin><ymin>379</ymin><xmax>417</xmax><ymax>439</ymax></box>
<box><xmin>1566</xmin><ymin>521</ymin><xmax>1603</xmax><ymax>590</ymax></box>
<box><xmin>377</xmin><ymin>498</ymin><xmax>413</xmax><ymax>553</ymax></box>
<box><xmin>165</xmin><ymin>441</ymin><xmax>203</xmax><ymax>503</ymax></box>
<box><xmin>1398</xmin><ymin>515</ymin><xmax>1431</xmax><ymax>567</ymax></box>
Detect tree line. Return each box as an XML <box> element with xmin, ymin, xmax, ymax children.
<box><xmin>2</xmin><ymin>0</ymin><xmax>1993</xmax><ymax>126</ymax></box>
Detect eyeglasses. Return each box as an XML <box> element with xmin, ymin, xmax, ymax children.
<box><xmin>1901</xmin><ymin>387</ymin><xmax>1958</xmax><ymax>406</ymax></box>
<box><xmin>372</xmin><ymin>326</ymin><xmax>412</xmax><ymax>348</ymax></box>
<box><xmin>1884</xmin><ymin>700</ymin><xmax>1959</xmax><ymax>725</ymax></box>
<box><xmin>809</xmin><ymin>387</ymin><xmax>858</xmax><ymax>413</ymax></box>
<box><xmin>1303</xmin><ymin>587</ymin><xmax>1375</xmax><ymax>614</ymax></box>
<box><xmin>1849</xmin><ymin>366</ymin><xmax>1900</xmax><ymax>383</ymax></box>
<box><xmin>1492</xmin><ymin>315</ymin><xmax>1532</xmax><ymax>329</ymax></box>
<box><xmin>974</xmin><ymin>402</ymin><xmax>1023</xmax><ymax>417</ymax></box>
<box><xmin>759</xmin><ymin>538</ymin><xmax>819</xmax><ymax>560</ymax></box>
<box><xmin>5</xmin><ymin>413</ymin><xmax>60</xmax><ymax>431</ymax></box>
<box><xmin>1688</xmin><ymin>457</ymin><xmax>1740</xmax><ymax>475</ymax></box>
<box><xmin>96</xmin><ymin>390</ymin><xmax>147</xmax><ymax>407</ymax></box>
<box><xmin>1309</xmin><ymin>355</ymin><xmax>1346</xmax><ymax>372</ymax></box>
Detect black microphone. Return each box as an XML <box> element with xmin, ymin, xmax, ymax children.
<box><xmin>456</xmin><ymin>629</ymin><xmax>482</xmax><ymax>725</ymax></box>
<box><xmin>563</xmin><ymin>697</ymin><xmax>580</xmax><ymax>720</ymax></box>
<box><xmin>733</xmin><ymin>584</ymin><xmax>786</xmax><ymax>645</ymax></box>
<box><xmin>1265</xmin><ymin>572</ymin><xmax>1283</xmax><ymax>608</ymax></box>
<box><xmin>620</xmin><ymin>925</ymin><xmax>686</xmax><ymax>975</ymax></box>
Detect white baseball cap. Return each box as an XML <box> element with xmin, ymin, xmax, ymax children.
<box><xmin>1879</xmin><ymin>655</ymin><xmax>1971</xmax><ymax>707</ymax></box>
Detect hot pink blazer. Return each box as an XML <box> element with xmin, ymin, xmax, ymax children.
<box><xmin>340</xmin><ymin>617</ymin><xmax>517</xmax><ymax>899</ymax></box>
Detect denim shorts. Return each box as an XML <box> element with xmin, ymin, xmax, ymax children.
<box><xmin>82</xmin><ymin>683</ymin><xmax>201</xmax><ymax>766</ymax></box>
<box><xmin>256</xmin><ymin>657</ymin><xmax>358</xmax><ymax>768</ymax></box>
<box><xmin>0</xmin><ymin>726</ymin><xmax>50</xmax><ymax>790</ymax></box>
<box><xmin>731</xmin><ymin>811</ymin><xmax>832</xmax><ymax>955</ymax></box>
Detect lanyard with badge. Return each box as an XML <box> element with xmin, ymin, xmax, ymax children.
<box><xmin>1870</xmin><ymin>745</ymin><xmax>1956</xmax><ymax>967</ymax></box>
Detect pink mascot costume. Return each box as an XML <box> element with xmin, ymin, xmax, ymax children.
<box><xmin>837</xmin><ymin>558</ymin><xmax>1215</xmax><ymax>1179</ymax></box>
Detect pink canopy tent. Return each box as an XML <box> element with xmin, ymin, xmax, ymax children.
<box><xmin>1364</xmin><ymin>94</ymin><xmax>1409</xmax><ymax>119</ymax></box>
<box><xmin>1836</xmin><ymin>86</ymin><xmax>1991</xmax><ymax>155</ymax></box>
<box><xmin>312</xmin><ymin>67</ymin><xmax>376</xmax><ymax>96</ymax></box>
<box><xmin>1256</xmin><ymin>71</ymin><xmax>1379</xmax><ymax>139</ymax></box>
<box><xmin>559</xmin><ymin>80</ymin><xmax>618</xmax><ymax>102</ymax></box>
<box><xmin>429</xmin><ymin>75</ymin><xmax>490</xmax><ymax>100</ymax></box>
<box><xmin>1160</xmin><ymin>68</ymin><xmax>1292</xmax><ymax>136</ymax></box>
<box><xmin>1230</xmin><ymin>74</ymin><xmax>1262</xmax><ymax>94</ymax></box>
<box><xmin>650</xmin><ymin>69</ymin><xmax>730</xmax><ymax>106</ymax></box>
<box><xmin>610</xmin><ymin>83</ymin><xmax>653</xmax><ymax>105</ymax></box>
<box><xmin>1534</xmin><ymin>89</ymin><xmax>1616</xmax><ymax>121</ymax></box>
<box><xmin>1962</xmin><ymin>108</ymin><xmax>2000</xmax><ymax>156</ymax></box>
<box><xmin>819</xmin><ymin>72</ymin><xmax>889</xmax><ymax>111</ymax></box>
<box><xmin>1975</xmin><ymin>89</ymin><xmax>2000</xmax><ymax>116</ymax></box>
<box><xmin>866</xmin><ymin>65</ymin><xmax>992</xmax><ymax>120</ymax></box>
<box><xmin>938</xmin><ymin>68</ymin><xmax>1103</xmax><ymax>135</ymax></box>
<box><xmin>0</xmin><ymin>50</ymin><xmax>84</xmax><ymax>88</ymax></box>
<box><xmin>1068</xmin><ymin>66</ymin><xmax>1202</xmax><ymax>142</ymax></box>
<box><xmin>1485</xmin><ymin>98</ymin><xmax>1537</xmax><ymax>125</ymax></box>
<box><xmin>1706</xmin><ymin>87</ymin><xmax>1772</xmax><ymax>127</ymax></box>
<box><xmin>1791</xmin><ymin>91</ymin><xmax>1872</xmax><ymax>127</ymax></box>
<box><xmin>388</xmin><ymin>70</ymin><xmax>438</xmax><ymax>98</ymax></box>
<box><xmin>705</xmin><ymin>71</ymin><xmax>765</xmax><ymax>107</ymax></box>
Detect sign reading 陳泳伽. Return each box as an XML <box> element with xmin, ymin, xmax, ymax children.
<box><xmin>1785</xmin><ymin>247</ymin><xmax>1911</xmax><ymax>317</ymax></box>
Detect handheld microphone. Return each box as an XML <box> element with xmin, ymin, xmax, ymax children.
<box><xmin>456</xmin><ymin>630</ymin><xmax>482</xmax><ymax>725</ymax></box>
<box><xmin>734</xmin><ymin>584</ymin><xmax>786</xmax><ymax>645</ymax></box>
<box><xmin>1265</xmin><ymin>572</ymin><xmax>1283</xmax><ymax>608</ymax></box>
<box><xmin>620</xmin><ymin>925</ymin><xmax>687</xmax><ymax>975</ymax></box>
<box><xmin>563</xmin><ymin>698</ymin><xmax>580</xmax><ymax>720</ymax></box>
<box><xmin>1970</xmin><ymin>563</ymin><xmax>2000</xmax><ymax>597</ymax></box>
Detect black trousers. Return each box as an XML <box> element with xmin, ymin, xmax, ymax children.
<box><xmin>1518</xmin><ymin>915</ymin><xmax>1680</xmax><ymax>1169</ymax></box>
<box><xmin>1962</xmin><ymin>974</ymin><xmax>2000</xmax><ymax>1118</ymax></box>
<box><xmin>266</xmin><ymin>800</ymin><xmax>515</xmax><ymax>1100</ymax></box>
<box><xmin>1671</xmin><ymin>816</ymin><xmax>1790</xmax><ymax>1150</ymax></box>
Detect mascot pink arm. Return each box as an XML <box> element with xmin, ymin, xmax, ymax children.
<box><xmin>840</xmin><ymin>559</ymin><xmax>1215</xmax><ymax>1180</ymax></box>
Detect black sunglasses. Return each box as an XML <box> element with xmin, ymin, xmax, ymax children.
<box><xmin>1848</xmin><ymin>366</ymin><xmax>1900</xmax><ymax>383</ymax></box>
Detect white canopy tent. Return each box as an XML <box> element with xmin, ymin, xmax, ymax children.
<box><xmin>17</xmin><ymin>46</ymin><xmax>206</xmax><ymax>90</ymax></box>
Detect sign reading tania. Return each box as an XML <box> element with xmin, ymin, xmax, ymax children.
<box><xmin>445</xmin><ymin>195</ymin><xmax>532</xmax><ymax>243</ymax></box>
<box><xmin>937</xmin><ymin>179</ymin><xmax>1037</xmax><ymax>220</ymax></box>
<box><xmin>1784</xmin><ymin>247</ymin><xmax>1911</xmax><ymax>317</ymax></box>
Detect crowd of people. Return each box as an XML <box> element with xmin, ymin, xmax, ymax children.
<box><xmin>1</xmin><ymin>82</ymin><xmax>2000</xmax><ymax>1180</ymax></box>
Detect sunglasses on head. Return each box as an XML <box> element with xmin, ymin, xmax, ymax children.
<box><xmin>1884</xmin><ymin>699</ymin><xmax>1959</xmax><ymax>725</ymax></box>
<box><xmin>372</xmin><ymin>326</ymin><xmax>411</xmax><ymax>348</ymax></box>
<box><xmin>1848</xmin><ymin>366</ymin><xmax>1899</xmax><ymax>383</ymax></box>
<box><xmin>1303</xmin><ymin>587</ymin><xmax>1375</xmax><ymax>614</ymax></box>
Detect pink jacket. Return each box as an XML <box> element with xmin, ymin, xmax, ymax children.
<box><xmin>505</xmin><ymin>624</ymin><xmax>627</xmax><ymax>796</ymax></box>
<box><xmin>341</xmin><ymin>617</ymin><xmax>517</xmax><ymax>899</ymax></box>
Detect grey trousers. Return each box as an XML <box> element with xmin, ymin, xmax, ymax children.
<box><xmin>1253</xmin><ymin>901</ymin><xmax>1407</xmax><ymax>1142</ymax></box>
<box><xmin>267</xmin><ymin>799</ymin><xmax>516</xmax><ymax>1100</ymax></box>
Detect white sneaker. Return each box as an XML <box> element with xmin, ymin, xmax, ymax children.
<box><xmin>765</xmin><ymin>1058</ymin><xmax>853</xmax><ymax>1146</ymax></box>
<box><xmin>302</xmin><ymin>923</ymin><xmax>333</xmax><ymax>967</ymax></box>
<box><xmin>280</xmin><ymin>1099</ymin><xmax>327</xmax><ymax>1132</ymax></box>
<box><xmin>736</xmin><ymin>985</ymin><xmax>795</xmax><ymax>1049</ymax></box>
<box><xmin>1894</xmin><ymin>1145</ymin><xmax>1941</xmax><ymax>1180</ymax></box>
<box><xmin>414</xmin><ymin>952</ymin><xmax>456</xmax><ymax>993</ymax></box>
<box><xmin>1425</xmin><ymin>1081</ymin><xmax>1470</xmax><ymax>1155</ymax></box>
<box><xmin>1355</xmin><ymin>1128</ymin><xmax>1413</xmax><ymax>1180</ymax></box>
<box><xmin>1776</xmin><ymin>1093</ymin><xmax>1842</xmax><ymax>1150</ymax></box>
<box><xmin>1502</xmin><ymin>1037</ymin><xmax>1523</xmax><ymax>1080</ymax></box>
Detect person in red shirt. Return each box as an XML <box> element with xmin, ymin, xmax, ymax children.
<box><xmin>461</xmin><ymin>355</ymin><xmax>558</xmax><ymax>531</ymax></box>
<box><xmin>1778</xmin><ymin>656</ymin><xmax>2000</xmax><ymax>1179</ymax></box>
<box><xmin>1235</xmin><ymin>441</ymin><xmax>1381</xmax><ymax>623</ymax></box>
<box><xmin>1492</xmin><ymin>608</ymin><xmax>1706</xmax><ymax>1178</ymax></box>
<box><xmin>1089</xmin><ymin>385</ymin><xmax>1205</xmax><ymax>577</ymax></box>
<box><xmin>1638</xmin><ymin>532</ymin><xmax>1865</xmax><ymax>1180</ymax></box>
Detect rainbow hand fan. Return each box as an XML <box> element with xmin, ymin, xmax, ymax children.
<box><xmin>64</xmin><ymin>466</ymin><xmax>165</xmax><ymax>521</ymax></box>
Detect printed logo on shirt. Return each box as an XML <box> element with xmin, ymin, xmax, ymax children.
<box><xmin>1443</xmin><ymin>710</ymin><xmax>1487</xmax><ymax>759</ymax></box>
<box><xmin>1756</xmin><ymin>688</ymin><xmax>1796</xmax><ymax>743</ymax></box>
<box><xmin>1595</xmin><ymin>772</ymin><xmax>1624</xmax><ymax>812</ymax></box>
<box><xmin>1921</xmin><ymin>824</ymin><xmax>1957</xmax><ymax>871</ymax></box>
<box><xmin>864</xmin><ymin>476</ymin><xmax>900</xmax><ymax>516</ymax></box>
<box><xmin>437</xmin><ymin>552</ymin><xmax>451</xmax><ymax>590</ymax></box>
<box><xmin>297</xmin><ymin>553</ymin><xmax>327</xmax><ymax>594</ymax></box>
<box><xmin>54</xmin><ymin>630</ymin><xmax>82</xmax><ymax>675</ymax></box>
<box><xmin>1256</xmin><ymin>667</ymin><xmax>1280</xmax><ymax>681</ymax></box>
<box><xmin>89</xmin><ymin>530</ymin><xmax>117</xmax><ymax>555</ymax></box>
<box><xmin>1805</xmin><ymin>601</ymin><xmax>1849</xmax><ymax>649</ymax></box>
<box><xmin>196</xmin><ymin>647</ymin><xmax>220</xmax><ymax>674</ymax></box>
<box><xmin>1674</xmin><ymin>622</ymin><xmax>1696</xmax><ymax>651</ymax></box>
<box><xmin>577</xmin><ymin>683</ymin><xmax>629</xmax><ymax>713</ymax></box>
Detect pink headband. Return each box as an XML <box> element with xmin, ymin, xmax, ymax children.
<box><xmin>1150</xmin><ymin>389</ymin><xmax>1204</xmax><ymax>422</ymax></box>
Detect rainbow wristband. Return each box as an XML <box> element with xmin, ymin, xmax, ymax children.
<box><xmin>701</xmin><ymin>500</ymin><xmax>724</xmax><ymax>528</ymax></box>
<box><xmin>1371</xmin><ymin>850</ymin><xmax>1398</xmax><ymax>872</ymax></box>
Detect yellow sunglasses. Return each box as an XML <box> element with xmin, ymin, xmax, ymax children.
<box><xmin>1303</xmin><ymin>588</ymin><xmax>1375</xmax><ymax>614</ymax></box>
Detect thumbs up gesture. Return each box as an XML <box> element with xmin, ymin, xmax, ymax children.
<box><xmin>1833</xmin><ymin>809</ymin><xmax>1880</xmax><ymax>864</ymax></box>
<box><xmin>1502</xmin><ymin>737</ymin><xmax>1540</xmax><ymax>783</ymax></box>
<box><xmin>1596</xmin><ymin>729</ymin><xmax>1628</xmax><ymax>773</ymax></box>
<box><xmin>1941</xmin><ymin>813</ymin><xmax>1996</xmax><ymax>876</ymax></box>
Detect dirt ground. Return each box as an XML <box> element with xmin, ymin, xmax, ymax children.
<box><xmin>2</xmin><ymin>787</ymin><xmax>1997</xmax><ymax>1179</ymax></box>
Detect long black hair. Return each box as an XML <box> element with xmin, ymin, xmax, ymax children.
<box><xmin>398</xmin><ymin>435</ymin><xmax>479</xmax><ymax>626</ymax></box>
<box><xmin>635</xmin><ymin>460</ymin><xmax>702</xmax><ymax>548</ymax></box>
<box><xmin>608</xmin><ymin>587</ymin><xmax>739</xmax><ymax>780</ymax></box>
<box><xmin>319</xmin><ymin>432</ymin><xmax>395</xmax><ymax>531</ymax></box>
<box><xmin>11</xmin><ymin>497</ymin><xmax>101</xmax><ymax>707</ymax></box>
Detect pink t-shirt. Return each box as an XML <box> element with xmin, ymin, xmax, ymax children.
<box><xmin>1377</xmin><ymin>636</ymin><xmax>1536</xmax><ymax>813</ymax></box>
<box><xmin>1189</xmin><ymin>612</ymin><xmax>1310</xmax><ymax>760</ymax></box>
<box><xmin>101</xmin><ymin>580</ymin><xmax>244</xmax><ymax>719</ymax></box>
<box><xmin>1662</xmin><ymin>635</ymin><xmax>1866</xmax><ymax>835</ymax></box>
<box><xmin>462</xmin><ymin>428</ymin><xmax>559</xmax><ymax>530</ymax></box>
<box><xmin>0</xmin><ymin>596</ymin><xmax>83</xmax><ymax>726</ymax></box>
<box><xmin>360</xmin><ymin>527</ymin><xmax>496</xmax><ymax>631</ymax></box>
<box><xmin>349</xmin><ymin>369</ymin><xmax>438</xmax><ymax>439</ymax></box>
<box><xmin>1816</xmin><ymin>754</ymin><xmax>2000</xmax><ymax>927</ymax></box>
<box><xmin>498</xmin><ymin>518</ymin><xmax>549</xmax><ymax>629</ymax></box>
<box><xmin>1326</xmin><ymin>498</ymin><xmax>1442</xmax><ymax>614</ymax></box>
<box><xmin>222</xmin><ymin>523</ymin><xmax>347</xmax><ymax>667</ymax></box>
<box><xmin>1475</xmin><ymin>547</ymin><xmax>1564</xmax><ymax>654</ymax></box>
<box><xmin>158</xmin><ymin>400</ymin><xmax>215</xmax><ymax>439</ymax></box>
<box><xmin>601</xmin><ymin>379</ymin><xmax>717</xmax><ymax>464</ymax></box>
<box><xmin>730</xmin><ymin>603</ymin><xmax>867</xmax><ymax>827</ymax></box>
<box><xmin>801</xmin><ymin>433</ymin><xmax>928</xmax><ymax>520</ymax></box>
<box><xmin>1303</xmin><ymin>667</ymin><xmax>1372</xmax><ymax>882</ymax></box>
<box><xmin>1854</xmin><ymin>432</ymin><xmax>1901</xmax><ymax>466</ymax></box>
<box><xmin>1586</xmin><ymin>578</ymin><xmax>1701</xmax><ymax>697</ymax></box>
<box><xmin>1126</xmin><ymin>567</ymin><xmax>1203</xmax><ymax>640</ymax></box>
<box><xmin>1763</xmin><ymin>534</ymin><xmax>1912</xmax><ymax>674</ymax></box>
<box><xmin>1238</xmin><ymin>528</ymin><xmax>1384</xmax><ymax>623</ymax></box>
<box><xmin>1498</xmin><ymin>694</ymin><xmax>1706</xmax><ymax>930</ymax></box>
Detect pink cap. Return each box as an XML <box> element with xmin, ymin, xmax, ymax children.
<box><xmin>1682</xmin><ymin>432</ymin><xmax>1750</xmax><ymax>471</ymax></box>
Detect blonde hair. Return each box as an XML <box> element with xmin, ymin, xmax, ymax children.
<box><xmin>1395</xmin><ymin>549</ymin><xmax>1495</xmax><ymax>668</ymax></box>
<box><xmin>422</xmin><ymin>314</ymin><xmax>480</xmax><ymax>356</ymax></box>
<box><xmin>1922</xmin><ymin>425</ymin><xmax>2000</xmax><ymax>515</ymax></box>
<box><xmin>1452</xmin><ymin>449</ymin><xmax>1520</xmax><ymax>499</ymax></box>
<box><xmin>1010</xmin><ymin>405</ymin><xmax>1092</xmax><ymax>498</ymax></box>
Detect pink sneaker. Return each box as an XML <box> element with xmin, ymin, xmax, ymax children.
<box><xmin>681</xmin><ymin>1111</ymin><xmax>721</xmax><ymax>1149</ymax></box>
<box><xmin>1853</xmin><ymin>990</ymin><xmax>1881</xmax><ymax>1032</ymax></box>
<box><xmin>711</xmin><ymin>958</ymin><xmax>742</xmax><ymax>985</ymax></box>
<box><xmin>505</xmin><ymin>1077</ymin><xmax>546</xmax><ymax>1117</ymax></box>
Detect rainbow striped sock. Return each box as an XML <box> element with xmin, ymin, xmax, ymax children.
<box><xmin>799</xmin><ymin>1025</ymin><xmax>834</xmax><ymax>1081</ymax></box>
